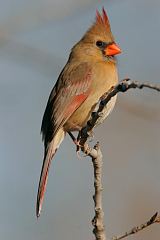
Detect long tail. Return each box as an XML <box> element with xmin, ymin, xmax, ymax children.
<box><xmin>36</xmin><ymin>128</ymin><xmax>65</xmax><ymax>218</ymax></box>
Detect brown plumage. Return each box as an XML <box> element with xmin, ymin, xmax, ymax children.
<box><xmin>36</xmin><ymin>7</ymin><xmax>121</xmax><ymax>217</ymax></box>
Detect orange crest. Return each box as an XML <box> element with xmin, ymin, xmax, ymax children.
<box><xmin>81</xmin><ymin>7</ymin><xmax>114</xmax><ymax>43</ymax></box>
<box><xmin>96</xmin><ymin>7</ymin><xmax>111</xmax><ymax>29</ymax></box>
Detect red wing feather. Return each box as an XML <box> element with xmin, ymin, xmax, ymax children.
<box><xmin>64</xmin><ymin>93</ymin><xmax>89</xmax><ymax>119</ymax></box>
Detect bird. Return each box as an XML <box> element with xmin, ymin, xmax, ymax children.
<box><xmin>36</xmin><ymin>7</ymin><xmax>121</xmax><ymax>217</ymax></box>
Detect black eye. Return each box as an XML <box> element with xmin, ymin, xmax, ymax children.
<box><xmin>96</xmin><ymin>41</ymin><xmax>104</xmax><ymax>47</ymax></box>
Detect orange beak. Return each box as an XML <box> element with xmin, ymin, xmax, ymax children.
<box><xmin>105</xmin><ymin>43</ymin><xmax>121</xmax><ymax>56</ymax></box>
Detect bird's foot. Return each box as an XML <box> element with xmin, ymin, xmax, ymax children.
<box><xmin>68</xmin><ymin>131</ymin><xmax>82</xmax><ymax>146</ymax></box>
<box><xmin>67</xmin><ymin>131</ymin><xmax>83</xmax><ymax>159</ymax></box>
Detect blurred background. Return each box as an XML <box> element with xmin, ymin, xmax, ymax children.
<box><xmin>0</xmin><ymin>0</ymin><xmax>160</xmax><ymax>239</ymax></box>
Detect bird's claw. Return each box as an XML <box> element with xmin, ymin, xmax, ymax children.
<box><xmin>87</xmin><ymin>130</ymin><xmax>94</xmax><ymax>142</ymax></box>
<box><xmin>76</xmin><ymin>147</ymin><xmax>82</xmax><ymax>159</ymax></box>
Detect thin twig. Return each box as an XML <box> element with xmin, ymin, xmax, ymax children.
<box><xmin>78</xmin><ymin>79</ymin><xmax>160</xmax><ymax>147</ymax></box>
<box><xmin>111</xmin><ymin>212</ymin><xmax>160</xmax><ymax>240</ymax></box>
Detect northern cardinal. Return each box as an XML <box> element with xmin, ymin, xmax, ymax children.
<box><xmin>36</xmin><ymin>7</ymin><xmax>121</xmax><ymax>217</ymax></box>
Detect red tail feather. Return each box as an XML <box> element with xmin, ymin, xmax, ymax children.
<box><xmin>36</xmin><ymin>129</ymin><xmax>65</xmax><ymax>217</ymax></box>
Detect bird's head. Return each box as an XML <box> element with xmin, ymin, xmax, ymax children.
<box><xmin>71</xmin><ymin>7</ymin><xmax>121</xmax><ymax>62</ymax></box>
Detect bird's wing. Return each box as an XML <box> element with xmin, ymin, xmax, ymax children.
<box><xmin>36</xmin><ymin>63</ymin><xmax>92</xmax><ymax>217</ymax></box>
<box><xmin>41</xmin><ymin>62</ymin><xmax>92</xmax><ymax>146</ymax></box>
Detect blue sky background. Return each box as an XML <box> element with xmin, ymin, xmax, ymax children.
<box><xmin>0</xmin><ymin>0</ymin><xmax>160</xmax><ymax>239</ymax></box>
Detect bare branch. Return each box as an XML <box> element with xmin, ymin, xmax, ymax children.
<box><xmin>91</xmin><ymin>143</ymin><xmax>106</xmax><ymax>240</ymax></box>
<box><xmin>68</xmin><ymin>136</ymin><xmax>107</xmax><ymax>240</ymax></box>
<box><xmin>111</xmin><ymin>212</ymin><xmax>160</xmax><ymax>240</ymax></box>
<box><xmin>75</xmin><ymin>79</ymin><xmax>160</xmax><ymax>240</ymax></box>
